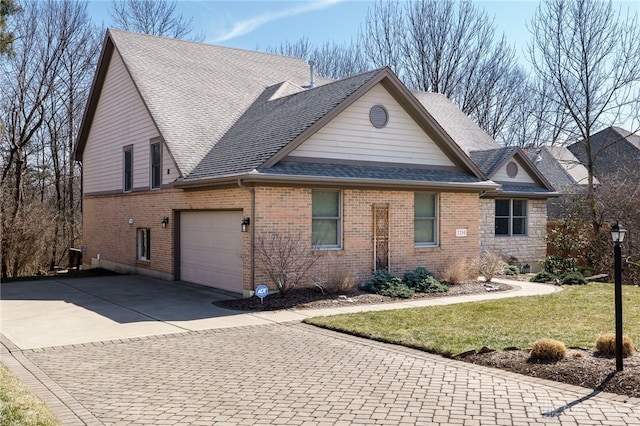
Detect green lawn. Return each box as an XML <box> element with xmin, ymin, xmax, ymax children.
<box><xmin>0</xmin><ymin>364</ymin><xmax>61</xmax><ymax>426</ymax></box>
<box><xmin>305</xmin><ymin>283</ymin><xmax>640</xmax><ymax>357</ymax></box>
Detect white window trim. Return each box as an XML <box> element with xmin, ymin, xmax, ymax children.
<box><xmin>414</xmin><ymin>192</ymin><xmax>439</xmax><ymax>248</ymax></box>
<box><xmin>312</xmin><ymin>189</ymin><xmax>342</xmax><ymax>250</ymax></box>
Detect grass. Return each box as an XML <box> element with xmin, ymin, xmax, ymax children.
<box><xmin>0</xmin><ymin>364</ymin><xmax>61</xmax><ymax>425</ymax></box>
<box><xmin>305</xmin><ymin>283</ymin><xmax>640</xmax><ymax>357</ymax></box>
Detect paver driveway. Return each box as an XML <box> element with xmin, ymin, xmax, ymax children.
<box><xmin>2</xmin><ymin>276</ymin><xmax>640</xmax><ymax>425</ymax></box>
<box><xmin>6</xmin><ymin>323</ymin><xmax>640</xmax><ymax>425</ymax></box>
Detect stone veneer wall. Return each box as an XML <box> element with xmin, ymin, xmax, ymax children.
<box><xmin>479</xmin><ymin>198</ymin><xmax>548</xmax><ymax>271</ymax></box>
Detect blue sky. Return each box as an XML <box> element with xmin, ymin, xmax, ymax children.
<box><xmin>88</xmin><ymin>0</ymin><xmax>639</xmax><ymax>63</ymax></box>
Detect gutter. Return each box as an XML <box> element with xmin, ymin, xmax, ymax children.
<box><xmin>238</xmin><ymin>178</ymin><xmax>255</xmax><ymax>292</ymax></box>
<box><xmin>177</xmin><ymin>172</ymin><xmax>501</xmax><ymax>192</ymax></box>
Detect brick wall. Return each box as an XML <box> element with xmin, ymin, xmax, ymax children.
<box><xmin>83</xmin><ymin>186</ymin><xmax>482</xmax><ymax>294</ymax></box>
<box><xmin>479</xmin><ymin>198</ymin><xmax>548</xmax><ymax>271</ymax></box>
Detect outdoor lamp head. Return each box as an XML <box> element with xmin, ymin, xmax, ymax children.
<box><xmin>611</xmin><ymin>221</ymin><xmax>627</xmax><ymax>243</ymax></box>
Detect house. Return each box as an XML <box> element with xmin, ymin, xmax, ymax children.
<box><xmin>568</xmin><ymin>126</ymin><xmax>640</xmax><ymax>180</ymax></box>
<box><xmin>75</xmin><ymin>30</ymin><xmax>555</xmax><ymax>296</ymax></box>
<box><xmin>526</xmin><ymin>146</ymin><xmax>596</xmax><ymax>220</ymax></box>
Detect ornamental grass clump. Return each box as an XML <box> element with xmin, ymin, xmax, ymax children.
<box><xmin>595</xmin><ymin>333</ymin><xmax>635</xmax><ymax>357</ymax></box>
<box><xmin>528</xmin><ymin>338</ymin><xmax>567</xmax><ymax>362</ymax></box>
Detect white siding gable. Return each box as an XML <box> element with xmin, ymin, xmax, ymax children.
<box><xmin>83</xmin><ymin>50</ymin><xmax>180</xmax><ymax>194</ymax></box>
<box><xmin>290</xmin><ymin>84</ymin><xmax>455</xmax><ymax>167</ymax></box>
<box><xmin>492</xmin><ymin>158</ymin><xmax>536</xmax><ymax>184</ymax></box>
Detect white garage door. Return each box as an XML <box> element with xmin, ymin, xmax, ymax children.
<box><xmin>180</xmin><ymin>211</ymin><xmax>243</xmax><ymax>293</ymax></box>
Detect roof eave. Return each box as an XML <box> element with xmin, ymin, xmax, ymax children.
<box><xmin>175</xmin><ymin>172</ymin><xmax>500</xmax><ymax>192</ymax></box>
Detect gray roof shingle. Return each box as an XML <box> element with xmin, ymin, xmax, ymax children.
<box><xmin>107</xmin><ymin>29</ymin><xmax>329</xmax><ymax>176</ymax></box>
<box><xmin>469</xmin><ymin>147</ymin><xmax>519</xmax><ymax>176</ymax></box>
<box><xmin>185</xmin><ymin>69</ymin><xmax>382</xmax><ymax>180</ymax></box>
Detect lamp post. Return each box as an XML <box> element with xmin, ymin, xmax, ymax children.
<box><xmin>610</xmin><ymin>221</ymin><xmax>627</xmax><ymax>372</ymax></box>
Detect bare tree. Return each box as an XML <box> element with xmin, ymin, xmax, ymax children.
<box><xmin>528</xmin><ymin>0</ymin><xmax>640</xmax><ymax>265</ymax></box>
<box><xmin>0</xmin><ymin>0</ymin><xmax>100</xmax><ymax>277</ymax></box>
<box><xmin>109</xmin><ymin>0</ymin><xmax>202</xmax><ymax>40</ymax></box>
<box><xmin>267</xmin><ymin>37</ymin><xmax>368</xmax><ymax>80</ymax></box>
<box><xmin>360</xmin><ymin>0</ymin><xmax>523</xmax><ymax>141</ymax></box>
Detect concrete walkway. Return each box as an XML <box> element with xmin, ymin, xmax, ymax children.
<box><xmin>2</xmin><ymin>276</ymin><xmax>639</xmax><ymax>425</ymax></box>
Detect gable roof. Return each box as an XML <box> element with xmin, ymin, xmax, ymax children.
<box><xmin>180</xmin><ymin>67</ymin><xmax>493</xmax><ymax>188</ymax></box>
<box><xmin>568</xmin><ymin>126</ymin><xmax>640</xmax><ymax>178</ymax></box>
<box><xmin>75</xmin><ymin>29</ymin><xmax>327</xmax><ymax>175</ymax></box>
<box><xmin>470</xmin><ymin>147</ymin><xmax>556</xmax><ymax>197</ymax></box>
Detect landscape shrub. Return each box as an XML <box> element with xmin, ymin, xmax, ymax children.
<box><xmin>403</xmin><ymin>267</ymin><xmax>447</xmax><ymax>293</ymax></box>
<box><xmin>504</xmin><ymin>264</ymin><xmax>520</xmax><ymax>276</ymax></box>
<box><xmin>317</xmin><ymin>259</ymin><xmax>357</xmax><ymax>294</ymax></box>
<box><xmin>558</xmin><ymin>271</ymin><xmax>587</xmax><ymax>285</ymax></box>
<box><xmin>542</xmin><ymin>255</ymin><xmax>577</xmax><ymax>276</ymax></box>
<box><xmin>595</xmin><ymin>333</ymin><xmax>635</xmax><ymax>357</ymax></box>
<box><xmin>528</xmin><ymin>338</ymin><xmax>567</xmax><ymax>362</ymax></box>
<box><xmin>377</xmin><ymin>277</ymin><xmax>415</xmax><ymax>299</ymax></box>
<box><xmin>442</xmin><ymin>257</ymin><xmax>478</xmax><ymax>284</ymax></box>
<box><xmin>530</xmin><ymin>270</ymin><xmax>557</xmax><ymax>283</ymax></box>
<box><xmin>363</xmin><ymin>270</ymin><xmax>415</xmax><ymax>298</ymax></box>
<box><xmin>478</xmin><ymin>251</ymin><xmax>506</xmax><ymax>282</ymax></box>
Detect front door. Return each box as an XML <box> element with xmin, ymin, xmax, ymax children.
<box><xmin>372</xmin><ymin>204</ymin><xmax>390</xmax><ymax>271</ymax></box>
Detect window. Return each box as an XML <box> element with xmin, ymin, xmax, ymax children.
<box><xmin>414</xmin><ymin>193</ymin><xmax>438</xmax><ymax>246</ymax></box>
<box><xmin>495</xmin><ymin>199</ymin><xmax>527</xmax><ymax>236</ymax></box>
<box><xmin>123</xmin><ymin>145</ymin><xmax>133</xmax><ymax>192</ymax></box>
<box><xmin>137</xmin><ymin>228</ymin><xmax>150</xmax><ymax>261</ymax></box>
<box><xmin>150</xmin><ymin>141</ymin><xmax>161</xmax><ymax>189</ymax></box>
<box><xmin>312</xmin><ymin>190</ymin><xmax>341</xmax><ymax>248</ymax></box>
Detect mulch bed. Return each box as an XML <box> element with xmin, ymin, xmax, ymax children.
<box><xmin>463</xmin><ymin>348</ymin><xmax>640</xmax><ymax>399</ymax></box>
<box><xmin>217</xmin><ymin>280</ymin><xmax>511</xmax><ymax>311</ymax></box>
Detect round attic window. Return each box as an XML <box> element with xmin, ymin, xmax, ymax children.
<box><xmin>506</xmin><ymin>161</ymin><xmax>519</xmax><ymax>178</ymax></box>
<box><xmin>369</xmin><ymin>105</ymin><xmax>389</xmax><ymax>128</ymax></box>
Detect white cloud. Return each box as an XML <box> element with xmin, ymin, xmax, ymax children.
<box><xmin>212</xmin><ymin>0</ymin><xmax>342</xmax><ymax>43</ymax></box>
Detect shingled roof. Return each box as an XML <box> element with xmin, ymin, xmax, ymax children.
<box><xmin>568</xmin><ymin>126</ymin><xmax>640</xmax><ymax>179</ymax></box>
<box><xmin>76</xmin><ymin>29</ymin><xmax>328</xmax><ymax>176</ymax></box>
<box><xmin>186</xmin><ymin>69</ymin><xmax>383</xmax><ymax>180</ymax></box>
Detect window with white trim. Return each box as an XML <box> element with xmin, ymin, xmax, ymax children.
<box><xmin>137</xmin><ymin>228</ymin><xmax>151</xmax><ymax>261</ymax></box>
<box><xmin>312</xmin><ymin>190</ymin><xmax>341</xmax><ymax>248</ymax></box>
<box><xmin>414</xmin><ymin>192</ymin><xmax>438</xmax><ymax>246</ymax></box>
<box><xmin>150</xmin><ymin>141</ymin><xmax>161</xmax><ymax>189</ymax></box>
<box><xmin>495</xmin><ymin>199</ymin><xmax>527</xmax><ymax>236</ymax></box>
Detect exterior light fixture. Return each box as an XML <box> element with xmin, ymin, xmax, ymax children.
<box><xmin>162</xmin><ymin>217</ymin><xmax>169</xmax><ymax>228</ymax></box>
<box><xmin>610</xmin><ymin>220</ymin><xmax>627</xmax><ymax>372</ymax></box>
<box><xmin>241</xmin><ymin>217</ymin><xmax>250</xmax><ymax>232</ymax></box>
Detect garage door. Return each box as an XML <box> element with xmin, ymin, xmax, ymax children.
<box><xmin>180</xmin><ymin>211</ymin><xmax>243</xmax><ymax>293</ymax></box>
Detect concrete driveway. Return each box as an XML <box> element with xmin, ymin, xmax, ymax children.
<box><xmin>0</xmin><ymin>275</ymin><xmax>279</xmax><ymax>349</ymax></box>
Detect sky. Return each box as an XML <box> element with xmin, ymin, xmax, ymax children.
<box><xmin>86</xmin><ymin>1</ymin><xmax>550</xmax><ymax>59</ymax></box>
<box><xmin>86</xmin><ymin>0</ymin><xmax>640</xmax><ymax>85</ymax></box>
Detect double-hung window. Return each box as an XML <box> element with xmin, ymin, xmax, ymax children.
<box><xmin>312</xmin><ymin>190</ymin><xmax>341</xmax><ymax>248</ymax></box>
<box><xmin>495</xmin><ymin>199</ymin><xmax>527</xmax><ymax>236</ymax></box>
<box><xmin>137</xmin><ymin>228</ymin><xmax>150</xmax><ymax>261</ymax></box>
<box><xmin>414</xmin><ymin>192</ymin><xmax>438</xmax><ymax>246</ymax></box>
<box><xmin>123</xmin><ymin>145</ymin><xmax>133</xmax><ymax>192</ymax></box>
<box><xmin>150</xmin><ymin>140</ymin><xmax>161</xmax><ymax>189</ymax></box>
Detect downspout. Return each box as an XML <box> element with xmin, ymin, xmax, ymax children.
<box><xmin>238</xmin><ymin>179</ymin><xmax>255</xmax><ymax>293</ymax></box>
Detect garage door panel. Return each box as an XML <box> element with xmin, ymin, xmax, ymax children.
<box><xmin>180</xmin><ymin>211</ymin><xmax>243</xmax><ymax>293</ymax></box>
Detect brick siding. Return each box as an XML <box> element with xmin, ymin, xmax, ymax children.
<box><xmin>83</xmin><ymin>186</ymin><xmax>482</xmax><ymax>294</ymax></box>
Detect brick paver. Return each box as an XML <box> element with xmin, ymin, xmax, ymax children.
<box><xmin>12</xmin><ymin>323</ymin><xmax>640</xmax><ymax>425</ymax></box>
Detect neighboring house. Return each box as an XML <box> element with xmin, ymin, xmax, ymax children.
<box><xmin>526</xmin><ymin>146</ymin><xmax>596</xmax><ymax>220</ymax></box>
<box><xmin>75</xmin><ymin>30</ymin><xmax>555</xmax><ymax>296</ymax></box>
<box><xmin>568</xmin><ymin>126</ymin><xmax>640</xmax><ymax>180</ymax></box>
